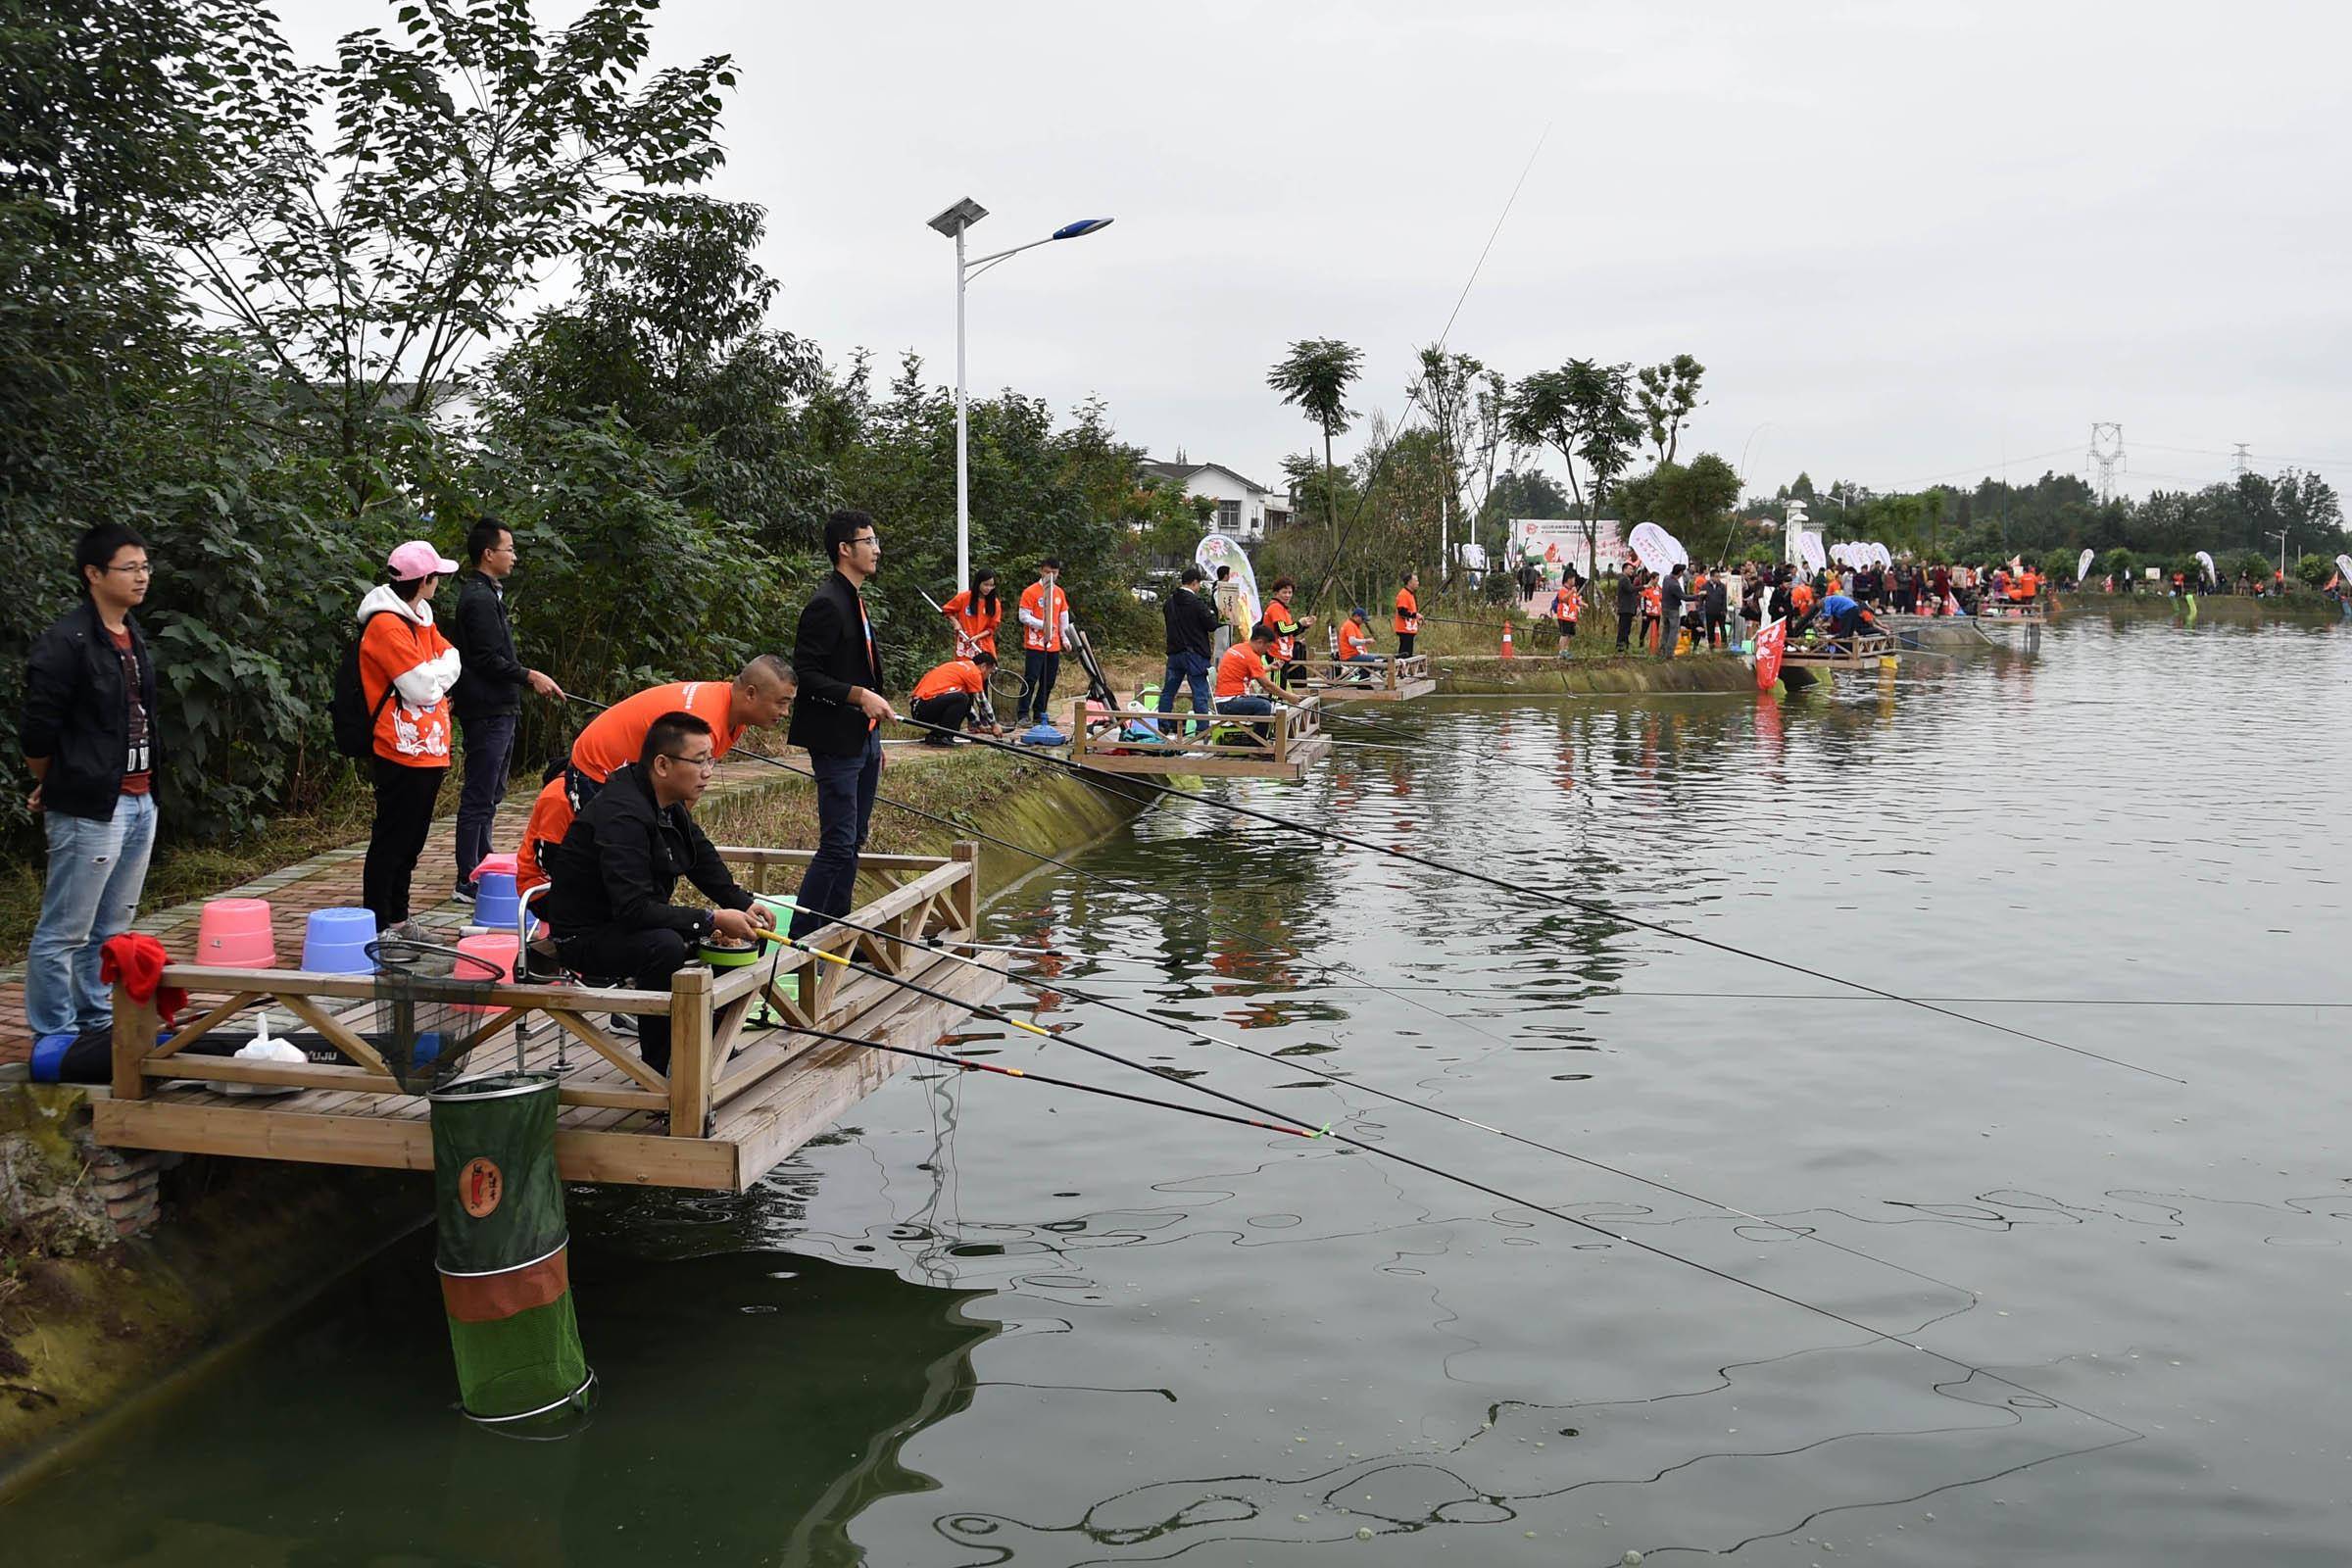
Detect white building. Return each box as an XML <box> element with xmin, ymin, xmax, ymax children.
<box><xmin>1139</xmin><ymin>458</ymin><xmax>1290</xmax><ymax>542</ymax></box>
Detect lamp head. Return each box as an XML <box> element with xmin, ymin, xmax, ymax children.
<box><xmin>1053</xmin><ymin>218</ymin><xmax>1114</xmax><ymax>240</ymax></box>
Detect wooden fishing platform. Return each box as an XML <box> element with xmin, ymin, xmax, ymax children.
<box><xmin>1778</xmin><ymin>631</ymin><xmax>1899</xmax><ymax>670</ymax></box>
<box><xmin>1975</xmin><ymin>600</ymin><xmax>2049</xmax><ymax>627</ymax></box>
<box><xmin>1068</xmin><ymin>695</ymin><xmax>1330</xmax><ymax>781</ymax></box>
<box><xmin>1298</xmin><ymin>654</ymin><xmax>1435</xmax><ymax>702</ymax></box>
<box><xmin>92</xmin><ymin>845</ymin><xmax>1003</xmax><ymax>1192</ymax></box>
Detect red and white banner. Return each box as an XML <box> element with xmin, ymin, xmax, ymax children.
<box><xmin>1753</xmin><ymin>616</ymin><xmax>1787</xmax><ymax>691</ymax></box>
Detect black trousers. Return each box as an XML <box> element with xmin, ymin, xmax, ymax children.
<box><xmin>1615</xmin><ymin>611</ymin><xmax>1636</xmax><ymax>651</ymax></box>
<box><xmin>1705</xmin><ymin>611</ymin><xmax>1728</xmax><ymax>647</ymax></box>
<box><xmin>1395</xmin><ymin>632</ymin><xmax>1415</xmax><ymax>658</ymax></box>
<box><xmin>1019</xmin><ymin>650</ymin><xmax>1060</xmax><ymax>724</ymax></box>
<box><xmin>910</xmin><ymin>689</ymin><xmax>974</xmax><ymax>741</ymax></box>
<box><xmin>364</xmin><ymin>760</ymin><xmax>446</xmax><ymax>926</ymax></box>
<box><xmin>556</xmin><ymin>925</ymin><xmax>691</xmax><ymax>1073</ymax></box>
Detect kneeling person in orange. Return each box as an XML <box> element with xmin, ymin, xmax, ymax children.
<box><xmin>566</xmin><ymin>656</ymin><xmax>794</xmax><ymax>808</ymax></box>
<box><xmin>514</xmin><ymin>773</ymin><xmax>573</xmax><ymax>899</ymax></box>
<box><xmin>909</xmin><ymin>652</ymin><xmax>996</xmax><ymax>745</ymax></box>
<box><xmin>537</xmin><ymin>711</ymin><xmax>770</xmax><ymax>1074</ymax></box>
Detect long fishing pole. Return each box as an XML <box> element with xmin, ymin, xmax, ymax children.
<box><xmin>550</xmin><ymin>694</ymin><xmax>2139</xmax><ymax>1436</ymax></box>
<box><xmin>780</xmin><ymin>1019</ymin><xmax>1317</xmax><ymax>1140</ymax></box>
<box><xmin>879</xmin><ymin>703</ymin><xmax>2184</xmax><ymax>1084</ymax></box>
<box><xmin>766</xmin><ymin>898</ymin><xmax>1986</xmax><ymax>1308</ymax></box>
<box><xmin>765</xmin><ymin>918</ymin><xmax>1327</xmax><ymax>1138</ymax></box>
<box><xmin>767</xmin><ymin>907</ymin><xmax>2137</xmax><ymax>1447</ymax></box>
<box><xmin>555</xmin><ymin>693</ymin><xmax>1544</xmax><ymax>1070</ymax></box>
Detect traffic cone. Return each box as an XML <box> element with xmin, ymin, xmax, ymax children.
<box><xmin>1499</xmin><ymin>620</ymin><xmax>1516</xmax><ymax>658</ymax></box>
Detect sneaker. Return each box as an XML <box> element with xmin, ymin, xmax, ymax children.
<box><xmin>452</xmin><ymin>880</ymin><xmax>478</xmax><ymax>905</ymax></box>
<box><xmin>608</xmin><ymin>1012</ymin><xmax>639</xmax><ymax>1038</ymax></box>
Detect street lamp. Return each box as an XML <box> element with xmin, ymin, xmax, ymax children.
<box><xmin>927</xmin><ymin>198</ymin><xmax>1113</xmax><ymax>593</ymax></box>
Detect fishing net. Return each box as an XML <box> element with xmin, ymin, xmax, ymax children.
<box><xmin>368</xmin><ymin>938</ymin><xmax>505</xmax><ymax>1092</ymax></box>
<box><xmin>428</xmin><ymin>1070</ymin><xmax>595</xmax><ymax>1429</ymax></box>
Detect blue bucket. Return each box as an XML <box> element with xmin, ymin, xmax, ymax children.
<box><xmin>302</xmin><ymin>906</ymin><xmax>378</xmax><ymax>974</ymax></box>
<box><xmin>473</xmin><ymin>872</ymin><xmax>519</xmax><ymax>931</ymax></box>
<box><xmin>29</xmin><ymin>1033</ymin><xmax>74</xmax><ymax>1083</ymax></box>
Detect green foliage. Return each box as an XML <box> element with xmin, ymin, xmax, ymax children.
<box><xmin>1618</xmin><ymin>453</ymin><xmax>1741</xmax><ymax>542</ymax></box>
<box><xmin>1267</xmin><ymin>337</ymin><xmax>1364</xmax><ymax>541</ymax></box>
<box><xmin>1634</xmin><ymin>355</ymin><xmax>1705</xmax><ymax>466</ymax></box>
<box><xmin>2295</xmin><ymin>555</ymin><xmax>2336</xmax><ymax>588</ymax></box>
<box><xmin>1504</xmin><ymin>360</ymin><xmax>1642</xmax><ymax>569</ymax></box>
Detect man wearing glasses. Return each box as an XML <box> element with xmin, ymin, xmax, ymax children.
<box><xmin>21</xmin><ymin>523</ymin><xmax>161</xmax><ymax>1042</ymax></box>
<box><xmin>786</xmin><ymin>510</ymin><xmax>893</xmax><ymax>940</ymax></box>
<box><xmin>538</xmin><ymin>710</ymin><xmax>770</xmax><ymax>1074</ymax></box>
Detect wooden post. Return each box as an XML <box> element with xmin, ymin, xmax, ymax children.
<box><xmin>1274</xmin><ymin>703</ymin><xmax>1291</xmax><ymax>765</ymax></box>
<box><xmin>951</xmin><ymin>840</ymin><xmax>980</xmax><ymax>934</ymax></box>
<box><xmin>667</xmin><ymin>965</ymin><xmax>712</xmax><ymax>1137</ymax></box>
<box><xmin>112</xmin><ymin>981</ymin><xmax>161</xmax><ymax>1101</ymax></box>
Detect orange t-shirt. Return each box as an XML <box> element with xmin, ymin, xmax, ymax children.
<box><xmin>514</xmin><ymin>775</ymin><xmax>574</xmax><ymax>896</ymax></box>
<box><xmin>1019</xmin><ymin>581</ymin><xmax>1068</xmax><ymax>652</ymax></box>
<box><xmin>1393</xmin><ymin>588</ymin><xmax>1418</xmax><ymax>635</ymax></box>
<box><xmin>1641</xmin><ymin>585</ymin><xmax>1662</xmax><ymax>614</ymax></box>
<box><xmin>359</xmin><ymin>611</ymin><xmax>455</xmax><ymax>767</ymax></box>
<box><xmin>569</xmin><ymin>680</ymin><xmax>741</xmax><ymax>784</ymax></box>
<box><xmin>940</xmin><ymin>590</ymin><xmax>1002</xmax><ymax>656</ymax></box>
<box><xmin>1338</xmin><ymin>617</ymin><xmax>1373</xmax><ymax>658</ymax></box>
<box><xmin>912</xmin><ymin>659</ymin><xmax>987</xmax><ymax>703</ymax></box>
<box><xmin>1215</xmin><ymin>644</ymin><xmax>1270</xmax><ymax>699</ymax></box>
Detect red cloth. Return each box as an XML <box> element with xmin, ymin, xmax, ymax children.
<box><xmin>100</xmin><ymin>932</ymin><xmax>187</xmax><ymax>1025</ymax></box>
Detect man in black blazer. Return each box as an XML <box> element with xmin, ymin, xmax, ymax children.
<box><xmin>786</xmin><ymin>510</ymin><xmax>893</xmax><ymax>939</ymax></box>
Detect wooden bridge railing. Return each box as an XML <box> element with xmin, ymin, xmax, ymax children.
<box><xmin>1070</xmin><ymin>694</ymin><xmax>1324</xmax><ymax>767</ymax></box>
<box><xmin>109</xmin><ymin>843</ymin><xmax>979</xmax><ymax>1140</ymax></box>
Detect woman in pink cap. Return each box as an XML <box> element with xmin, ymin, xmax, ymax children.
<box><xmin>358</xmin><ymin>539</ymin><xmax>463</xmax><ymax>930</ymax></box>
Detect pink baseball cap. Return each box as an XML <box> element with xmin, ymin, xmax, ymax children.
<box><xmin>386</xmin><ymin>539</ymin><xmax>460</xmax><ymax>580</ymax></box>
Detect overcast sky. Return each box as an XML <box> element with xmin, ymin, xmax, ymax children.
<box><xmin>283</xmin><ymin>2</ymin><xmax>2352</xmax><ymax>504</ymax></box>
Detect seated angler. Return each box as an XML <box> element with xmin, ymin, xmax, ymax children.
<box><xmin>538</xmin><ymin>710</ymin><xmax>772</xmax><ymax>1073</ymax></box>
<box><xmin>1213</xmin><ymin>623</ymin><xmax>1287</xmax><ymax>738</ymax></box>
<box><xmin>1337</xmin><ymin>606</ymin><xmax>1383</xmax><ymax>668</ymax></box>
<box><xmin>908</xmin><ymin>650</ymin><xmax>997</xmax><ymax>745</ymax></box>
<box><xmin>1792</xmin><ymin>591</ymin><xmax>1874</xmax><ymax>643</ymax></box>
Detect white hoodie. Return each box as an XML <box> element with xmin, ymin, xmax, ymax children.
<box><xmin>357</xmin><ymin>582</ymin><xmax>463</xmax><ymax>709</ymax></box>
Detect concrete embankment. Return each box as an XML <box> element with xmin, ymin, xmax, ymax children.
<box><xmin>1431</xmin><ymin>652</ymin><xmax>1753</xmax><ymax>696</ymax></box>
<box><xmin>0</xmin><ymin>750</ymin><xmax>1154</xmax><ymax>1477</ymax></box>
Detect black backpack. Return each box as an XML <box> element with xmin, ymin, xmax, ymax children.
<box><xmin>330</xmin><ymin>612</ymin><xmax>396</xmax><ymax>760</ymax></box>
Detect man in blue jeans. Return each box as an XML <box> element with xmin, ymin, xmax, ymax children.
<box><xmin>21</xmin><ymin>523</ymin><xmax>162</xmax><ymax>1039</ymax></box>
<box><xmin>449</xmin><ymin>519</ymin><xmax>563</xmax><ymax>900</ymax></box>
<box><xmin>786</xmin><ymin>511</ymin><xmax>893</xmax><ymax>940</ymax></box>
<box><xmin>1155</xmin><ymin>564</ymin><xmax>1217</xmax><ymax>734</ymax></box>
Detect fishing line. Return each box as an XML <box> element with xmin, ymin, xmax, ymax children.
<box><xmin>773</xmin><ymin>901</ymin><xmax>1989</xmax><ymax>1310</ymax></box>
<box><xmin>785</xmin><ymin>919</ymin><xmax>2138</xmax><ymax>1447</ymax></box>
<box><xmin>557</xmin><ymin>694</ymin><xmax>1580</xmax><ymax>1084</ymax></box>
<box><xmin>554</xmin><ymin>696</ymin><xmax>2135</xmax><ymax>1438</ymax></box>
<box><xmin>778</xmin><ymin>1019</ymin><xmax>1318</xmax><ymax>1140</ymax></box>
<box><xmin>884</xmin><ymin>706</ymin><xmax>2185</xmax><ymax>1084</ymax></box>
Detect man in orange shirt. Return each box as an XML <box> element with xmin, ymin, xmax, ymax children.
<box><xmin>1212</xmin><ymin>625</ymin><xmax>1284</xmax><ymax>732</ymax></box>
<box><xmin>1015</xmin><ymin>558</ymin><xmax>1071</xmax><ymax>726</ymax></box>
<box><xmin>1393</xmin><ymin>571</ymin><xmax>1421</xmax><ymax>657</ymax></box>
<box><xmin>566</xmin><ymin>657</ymin><xmax>794</xmax><ymax>808</ymax></box>
<box><xmin>908</xmin><ymin>652</ymin><xmax>996</xmax><ymax>744</ymax></box>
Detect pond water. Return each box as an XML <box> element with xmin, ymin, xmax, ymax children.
<box><xmin>6</xmin><ymin>611</ymin><xmax>2347</xmax><ymax>1565</ymax></box>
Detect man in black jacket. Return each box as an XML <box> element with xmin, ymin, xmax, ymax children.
<box><xmin>786</xmin><ymin>510</ymin><xmax>893</xmax><ymax>940</ymax></box>
<box><xmin>1657</xmin><ymin>564</ymin><xmax>1687</xmax><ymax>658</ymax></box>
<box><xmin>449</xmin><ymin>520</ymin><xmax>564</xmax><ymax>900</ymax></box>
<box><xmin>1154</xmin><ymin>564</ymin><xmax>1217</xmax><ymax>732</ymax></box>
<box><xmin>21</xmin><ymin>523</ymin><xmax>161</xmax><ymax>1040</ymax></box>
<box><xmin>1613</xmin><ymin>567</ymin><xmax>1640</xmax><ymax>652</ymax></box>
<box><xmin>539</xmin><ymin>710</ymin><xmax>769</xmax><ymax>1072</ymax></box>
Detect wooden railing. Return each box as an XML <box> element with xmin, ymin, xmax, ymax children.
<box><xmin>1070</xmin><ymin>694</ymin><xmax>1324</xmax><ymax>769</ymax></box>
<box><xmin>108</xmin><ymin>843</ymin><xmax>979</xmax><ymax>1140</ymax></box>
<box><xmin>1288</xmin><ymin>652</ymin><xmax>1431</xmax><ymax>692</ymax></box>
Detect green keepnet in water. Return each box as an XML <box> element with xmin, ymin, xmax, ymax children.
<box><xmin>427</xmin><ymin>1071</ymin><xmax>593</xmax><ymax>1424</ymax></box>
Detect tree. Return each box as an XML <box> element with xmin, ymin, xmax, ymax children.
<box><xmin>1406</xmin><ymin>345</ymin><xmax>1507</xmax><ymax>570</ymax></box>
<box><xmin>1634</xmin><ymin>354</ymin><xmax>1705</xmax><ymax>466</ymax></box>
<box><xmin>183</xmin><ymin>0</ymin><xmax>743</xmax><ymax>513</ymax></box>
<box><xmin>1617</xmin><ymin>454</ymin><xmax>1742</xmax><ymax>549</ymax></box>
<box><xmin>1504</xmin><ymin>360</ymin><xmax>1641</xmax><ymax>577</ymax></box>
<box><xmin>1266</xmin><ymin>337</ymin><xmax>1362</xmax><ymax>545</ymax></box>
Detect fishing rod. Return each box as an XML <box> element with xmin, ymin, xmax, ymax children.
<box><xmin>761</xmin><ymin>914</ymin><xmax>1329</xmax><ymax>1138</ymax></box>
<box><xmin>879</xmin><ymin>704</ymin><xmax>2184</xmax><ymax>1085</ymax></box>
<box><xmin>555</xmin><ymin>692</ymin><xmax>1554</xmax><ymax>1069</ymax></box>
<box><xmin>763</xmin><ymin>898</ymin><xmax>1988</xmax><ymax>1309</ymax></box>
<box><xmin>551</xmin><ymin>691</ymin><xmax>2142</xmax><ymax>1437</ymax></box>
<box><xmin>779</xmin><ymin>1018</ymin><xmax>1317</xmax><ymax>1141</ymax></box>
<box><xmin>763</xmin><ymin>908</ymin><xmax>2137</xmax><ymax>1448</ymax></box>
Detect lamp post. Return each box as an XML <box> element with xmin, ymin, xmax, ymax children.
<box><xmin>927</xmin><ymin>199</ymin><xmax>1113</xmax><ymax>594</ymax></box>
